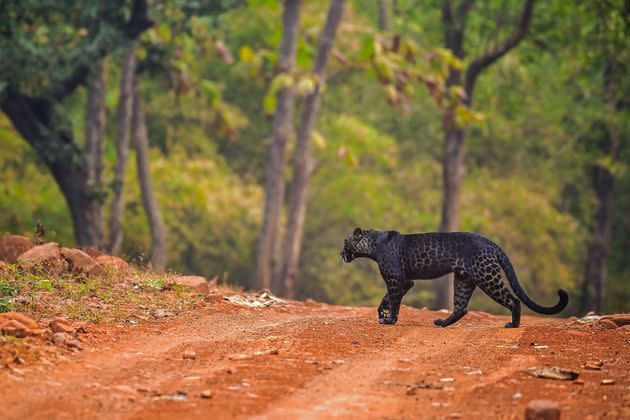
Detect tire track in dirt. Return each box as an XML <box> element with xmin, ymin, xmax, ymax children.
<box><xmin>257</xmin><ymin>314</ymin><xmax>531</xmax><ymax>419</ymax></box>
<box><xmin>0</xmin><ymin>306</ymin><xmax>336</xmax><ymax>419</ymax></box>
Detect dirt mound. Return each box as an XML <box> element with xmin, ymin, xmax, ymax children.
<box><xmin>0</xmin><ymin>312</ymin><xmax>46</xmax><ymax>338</ymax></box>
<box><xmin>94</xmin><ymin>255</ymin><xmax>132</xmax><ymax>273</ymax></box>
<box><xmin>0</xmin><ymin>234</ymin><xmax>34</xmax><ymax>263</ymax></box>
<box><xmin>169</xmin><ymin>275</ymin><xmax>209</xmax><ymax>292</ymax></box>
<box><xmin>17</xmin><ymin>242</ymin><xmax>65</xmax><ymax>272</ymax></box>
<box><xmin>0</xmin><ymin>312</ymin><xmax>84</xmax><ymax>346</ymax></box>
<box><xmin>61</xmin><ymin>247</ymin><xmax>104</xmax><ymax>276</ymax></box>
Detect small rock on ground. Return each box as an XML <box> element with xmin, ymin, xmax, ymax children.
<box><xmin>170</xmin><ymin>276</ymin><xmax>209</xmax><ymax>293</ymax></box>
<box><xmin>599</xmin><ymin>314</ymin><xmax>630</xmax><ymax>328</ymax></box>
<box><xmin>183</xmin><ymin>350</ymin><xmax>197</xmax><ymax>360</ymax></box>
<box><xmin>94</xmin><ymin>255</ymin><xmax>131</xmax><ymax>273</ymax></box>
<box><xmin>52</xmin><ymin>332</ymin><xmax>70</xmax><ymax>346</ymax></box>
<box><xmin>0</xmin><ymin>312</ymin><xmax>39</xmax><ymax>330</ymax></box>
<box><xmin>17</xmin><ymin>242</ymin><xmax>65</xmax><ymax>272</ymax></box>
<box><xmin>0</xmin><ymin>320</ymin><xmax>29</xmax><ymax>338</ymax></box>
<box><xmin>525</xmin><ymin>400</ymin><xmax>560</xmax><ymax>420</ymax></box>
<box><xmin>599</xmin><ymin>319</ymin><xmax>619</xmax><ymax>330</ymax></box>
<box><xmin>49</xmin><ymin>318</ymin><xmax>75</xmax><ymax>334</ymax></box>
<box><xmin>0</xmin><ymin>234</ymin><xmax>34</xmax><ymax>263</ymax></box>
<box><xmin>61</xmin><ymin>248</ymin><xmax>104</xmax><ymax>276</ymax></box>
<box><xmin>153</xmin><ymin>309</ymin><xmax>175</xmax><ymax>318</ymax></box>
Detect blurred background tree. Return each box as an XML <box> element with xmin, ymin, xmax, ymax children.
<box><xmin>0</xmin><ymin>0</ymin><xmax>628</xmax><ymax>313</ymax></box>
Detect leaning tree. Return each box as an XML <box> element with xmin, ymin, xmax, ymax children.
<box><xmin>0</xmin><ymin>0</ymin><xmax>153</xmax><ymax>247</ymax></box>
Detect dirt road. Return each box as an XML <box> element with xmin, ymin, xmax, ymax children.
<box><xmin>1</xmin><ymin>299</ymin><xmax>628</xmax><ymax>419</ymax></box>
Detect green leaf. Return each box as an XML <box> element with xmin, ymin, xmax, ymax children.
<box><xmin>295</xmin><ymin>75</ymin><xmax>316</xmax><ymax>96</ymax></box>
<box><xmin>263</xmin><ymin>92</ymin><xmax>276</xmax><ymax>116</ymax></box>
<box><xmin>359</xmin><ymin>35</ymin><xmax>376</xmax><ymax>60</ymax></box>
<box><xmin>262</xmin><ymin>72</ymin><xmax>294</xmax><ymax>115</ymax></box>
<box><xmin>311</xmin><ymin>130</ymin><xmax>326</xmax><ymax>150</ymax></box>
<box><xmin>344</xmin><ymin>148</ymin><xmax>359</xmax><ymax>168</ymax></box>
<box><xmin>200</xmin><ymin>79</ymin><xmax>221</xmax><ymax>106</ymax></box>
<box><xmin>373</xmin><ymin>55</ymin><xmax>394</xmax><ymax>82</ymax></box>
<box><xmin>158</xmin><ymin>23</ymin><xmax>172</xmax><ymax>42</ymax></box>
<box><xmin>455</xmin><ymin>105</ymin><xmax>486</xmax><ymax>127</ymax></box>
<box><xmin>239</xmin><ymin>45</ymin><xmax>255</xmax><ymax>63</ymax></box>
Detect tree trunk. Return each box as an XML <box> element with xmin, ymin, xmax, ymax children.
<box><xmin>580</xmin><ymin>120</ymin><xmax>620</xmax><ymax>314</ymax></box>
<box><xmin>84</xmin><ymin>59</ymin><xmax>107</xmax><ymax>249</ymax></box>
<box><xmin>132</xmin><ymin>82</ymin><xmax>168</xmax><ymax>271</ymax></box>
<box><xmin>377</xmin><ymin>0</ymin><xmax>390</xmax><ymax>30</ymax></box>
<box><xmin>433</xmin><ymin>0</ymin><xmax>534</xmax><ymax>310</ymax></box>
<box><xmin>581</xmin><ymin>166</ymin><xmax>614</xmax><ymax>314</ymax></box>
<box><xmin>435</xmin><ymin>122</ymin><xmax>466</xmax><ymax>310</ymax></box>
<box><xmin>109</xmin><ymin>42</ymin><xmax>138</xmax><ymax>255</ymax></box>
<box><xmin>1</xmin><ymin>89</ymin><xmax>100</xmax><ymax>247</ymax></box>
<box><xmin>280</xmin><ymin>0</ymin><xmax>345</xmax><ymax>298</ymax></box>
<box><xmin>253</xmin><ymin>0</ymin><xmax>302</xmax><ymax>293</ymax></box>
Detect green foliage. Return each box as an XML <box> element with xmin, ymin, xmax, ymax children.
<box><xmin>118</xmin><ymin>135</ymin><xmax>262</xmax><ymax>285</ymax></box>
<box><xmin>0</xmin><ymin>280</ymin><xmax>21</xmax><ymax>313</ymax></box>
<box><xmin>145</xmin><ymin>277</ymin><xmax>168</xmax><ymax>291</ymax></box>
<box><xmin>0</xmin><ymin>0</ymin><xmax>628</xmax><ymax>313</ymax></box>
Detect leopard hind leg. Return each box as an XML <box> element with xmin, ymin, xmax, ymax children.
<box><xmin>473</xmin><ymin>263</ymin><xmax>521</xmax><ymax>328</ymax></box>
<box><xmin>434</xmin><ymin>272</ymin><xmax>475</xmax><ymax>327</ymax></box>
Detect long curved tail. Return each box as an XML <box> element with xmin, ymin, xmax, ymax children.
<box><xmin>497</xmin><ymin>249</ymin><xmax>568</xmax><ymax>315</ymax></box>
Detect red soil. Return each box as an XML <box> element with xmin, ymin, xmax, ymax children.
<box><xmin>1</xmin><ymin>300</ymin><xmax>628</xmax><ymax>419</ymax></box>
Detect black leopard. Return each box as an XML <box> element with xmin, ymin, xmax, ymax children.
<box><xmin>341</xmin><ymin>228</ymin><xmax>568</xmax><ymax>327</ymax></box>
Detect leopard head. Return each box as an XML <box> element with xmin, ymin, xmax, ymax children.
<box><xmin>341</xmin><ymin>228</ymin><xmax>380</xmax><ymax>262</ymax></box>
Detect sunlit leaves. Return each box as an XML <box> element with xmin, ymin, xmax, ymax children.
<box><xmin>324</xmin><ymin>114</ymin><xmax>398</xmax><ymax>170</ymax></box>
<box><xmin>157</xmin><ymin>23</ymin><xmax>172</xmax><ymax>43</ymax></box>
<box><xmin>200</xmin><ymin>79</ymin><xmax>221</xmax><ymax>106</ymax></box>
<box><xmin>262</xmin><ymin>72</ymin><xmax>293</xmax><ymax>115</ymax></box>
<box><xmin>336</xmin><ymin>146</ymin><xmax>358</xmax><ymax>168</ymax></box>
<box><xmin>239</xmin><ymin>45</ymin><xmax>256</xmax><ymax>63</ymax></box>
<box><xmin>311</xmin><ymin>130</ymin><xmax>326</xmax><ymax>150</ymax></box>
<box><xmin>136</xmin><ymin>2</ymin><xmax>248</xmax><ymax>138</ymax></box>
<box><xmin>295</xmin><ymin>74</ymin><xmax>317</xmax><ymax>96</ymax></box>
<box><xmin>235</xmin><ymin>44</ymin><xmax>277</xmax><ymax>77</ymax></box>
<box><xmin>360</xmin><ymin>31</ymin><xmax>477</xmax><ymax>124</ymax></box>
<box><xmin>262</xmin><ymin>93</ymin><xmax>276</xmax><ymax>116</ymax></box>
<box><xmin>359</xmin><ymin>34</ymin><xmax>377</xmax><ymax>61</ymax></box>
<box><xmin>455</xmin><ymin>105</ymin><xmax>486</xmax><ymax>128</ymax></box>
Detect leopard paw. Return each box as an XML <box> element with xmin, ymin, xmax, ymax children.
<box><xmin>377</xmin><ymin>306</ymin><xmax>391</xmax><ymax>320</ymax></box>
<box><xmin>433</xmin><ymin>318</ymin><xmax>448</xmax><ymax>327</ymax></box>
<box><xmin>504</xmin><ymin>321</ymin><xmax>519</xmax><ymax>328</ymax></box>
<box><xmin>378</xmin><ymin>317</ymin><xmax>397</xmax><ymax>325</ymax></box>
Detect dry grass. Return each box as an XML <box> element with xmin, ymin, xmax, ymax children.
<box><xmin>0</xmin><ymin>263</ymin><xmax>200</xmax><ymax>324</ymax></box>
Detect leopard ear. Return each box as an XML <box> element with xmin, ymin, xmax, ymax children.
<box><xmin>386</xmin><ymin>230</ymin><xmax>399</xmax><ymax>240</ymax></box>
<box><xmin>353</xmin><ymin>227</ymin><xmax>362</xmax><ymax>236</ymax></box>
<box><xmin>376</xmin><ymin>230</ymin><xmax>398</xmax><ymax>246</ymax></box>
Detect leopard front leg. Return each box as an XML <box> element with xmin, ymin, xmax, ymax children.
<box><xmin>378</xmin><ymin>279</ymin><xmax>411</xmax><ymax>325</ymax></box>
<box><xmin>377</xmin><ymin>292</ymin><xmax>390</xmax><ymax>320</ymax></box>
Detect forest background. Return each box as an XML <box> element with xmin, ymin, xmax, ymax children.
<box><xmin>0</xmin><ymin>0</ymin><xmax>627</xmax><ymax>314</ymax></box>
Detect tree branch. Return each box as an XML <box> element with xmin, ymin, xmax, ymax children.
<box><xmin>442</xmin><ymin>1</ymin><xmax>460</xmax><ymax>53</ymax></box>
<box><xmin>443</xmin><ymin>0</ymin><xmax>476</xmax><ymax>57</ymax></box>
<box><xmin>456</xmin><ymin>0</ymin><xmax>476</xmax><ymax>21</ymax></box>
<box><xmin>465</xmin><ymin>0</ymin><xmax>534</xmax><ymax>94</ymax></box>
<box><xmin>442</xmin><ymin>0</ymin><xmax>454</xmax><ymax>27</ymax></box>
<box><xmin>52</xmin><ymin>0</ymin><xmax>153</xmax><ymax>101</ymax></box>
